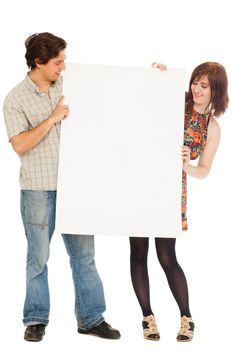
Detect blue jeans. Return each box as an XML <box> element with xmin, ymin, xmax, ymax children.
<box><xmin>20</xmin><ymin>190</ymin><xmax>106</xmax><ymax>329</ymax></box>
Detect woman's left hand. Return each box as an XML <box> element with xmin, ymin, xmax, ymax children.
<box><xmin>181</xmin><ymin>146</ymin><xmax>191</xmax><ymax>172</ymax></box>
<box><xmin>151</xmin><ymin>62</ymin><xmax>167</xmax><ymax>71</ymax></box>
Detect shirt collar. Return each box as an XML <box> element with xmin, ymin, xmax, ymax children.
<box><xmin>24</xmin><ymin>73</ymin><xmax>57</xmax><ymax>96</ymax></box>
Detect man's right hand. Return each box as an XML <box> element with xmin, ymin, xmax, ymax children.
<box><xmin>50</xmin><ymin>96</ymin><xmax>70</xmax><ymax>124</ymax></box>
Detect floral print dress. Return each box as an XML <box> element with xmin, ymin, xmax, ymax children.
<box><xmin>182</xmin><ymin>108</ymin><xmax>210</xmax><ymax>230</ymax></box>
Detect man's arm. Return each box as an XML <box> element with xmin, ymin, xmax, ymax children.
<box><xmin>10</xmin><ymin>96</ymin><xmax>69</xmax><ymax>155</ymax></box>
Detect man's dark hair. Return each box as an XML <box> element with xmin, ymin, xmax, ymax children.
<box><xmin>25</xmin><ymin>32</ymin><xmax>67</xmax><ymax>70</ymax></box>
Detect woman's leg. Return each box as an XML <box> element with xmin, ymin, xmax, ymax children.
<box><xmin>129</xmin><ymin>237</ymin><xmax>153</xmax><ymax>316</ymax></box>
<box><xmin>155</xmin><ymin>238</ymin><xmax>191</xmax><ymax>316</ymax></box>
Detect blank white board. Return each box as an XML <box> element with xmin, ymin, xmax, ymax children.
<box><xmin>56</xmin><ymin>63</ymin><xmax>185</xmax><ymax>237</ymax></box>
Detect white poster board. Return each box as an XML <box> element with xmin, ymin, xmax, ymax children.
<box><xmin>56</xmin><ymin>64</ymin><xmax>185</xmax><ymax>237</ymax></box>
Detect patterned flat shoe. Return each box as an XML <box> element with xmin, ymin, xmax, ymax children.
<box><xmin>142</xmin><ymin>314</ymin><xmax>160</xmax><ymax>340</ymax></box>
<box><xmin>176</xmin><ymin>315</ymin><xmax>195</xmax><ymax>342</ymax></box>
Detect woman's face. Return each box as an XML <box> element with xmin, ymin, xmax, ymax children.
<box><xmin>191</xmin><ymin>75</ymin><xmax>211</xmax><ymax>112</ymax></box>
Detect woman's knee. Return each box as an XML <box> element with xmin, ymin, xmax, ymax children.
<box><xmin>157</xmin><ymin>251</ymin><xmax>177</xmax><ymax>270</ymax></box>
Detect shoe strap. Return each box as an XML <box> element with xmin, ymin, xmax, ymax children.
<box><xmin>177</xmin><ymin>316</ymin><xmax>194</xmax><ymax>338</ymax></box>
<box><xmin>143</xmin><ymin>315</ymin><xmax>160</xmax><ymax>336</ymax></box>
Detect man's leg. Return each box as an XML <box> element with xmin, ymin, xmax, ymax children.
<box><xmin>62</xmin><ymin>234</ymin><xmax>120</xmax><ymax>339</ymax></box>
<box><xmin>62</xmin><ymin>234</ymin><xmax>105</xmax><ymax>328</ymax></box>
<box><xmin>20</xmin><ymin>191</ymin><xmax>56</xmax><ymax>340</ymax></box>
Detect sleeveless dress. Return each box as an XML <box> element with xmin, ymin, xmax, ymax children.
<box><xmin>182</xmin><ymin>108</ymin><xmax>210</xmax><ymax>230</ymax></box>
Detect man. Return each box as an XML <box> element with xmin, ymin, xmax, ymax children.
<box><xmin>3</xmin><ymin>32</ymin><xmax>120</xmax><ymax>342</ymax></box>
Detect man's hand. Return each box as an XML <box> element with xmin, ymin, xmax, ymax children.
<box><xmin>50</xmin><ymin>96</ymin><xmax>69</xmax><ymax>124</ymax></box>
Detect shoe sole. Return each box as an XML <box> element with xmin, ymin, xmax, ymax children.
<box><xmin>24</xmin><ymin>336</ymin><xmax>44</xmax><ymax>342</ymax></box>
<box><xmin>144</xmin><ymin>338</ymin><xmax>160</xmax><ymax>341</ymax></box>
<box><xmin>78</xmin><ymin>329</ymin><xmax>120</xmax><ymax>339</ymax></box>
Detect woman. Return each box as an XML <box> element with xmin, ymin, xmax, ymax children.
<box><xmin>130</xmin><ymin>62</ymin><xmax>229</xmax><ymax>341</ymax></box>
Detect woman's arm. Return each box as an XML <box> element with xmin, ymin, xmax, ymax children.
<box><xmin>182</xmin><ymin>117</ymin><xmax>221</xmax><ymax>179</ymax></box>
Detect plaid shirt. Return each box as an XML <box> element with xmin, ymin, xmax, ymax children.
<box><xmin>3</xmin><ymin>74</ymin><xmax>62</xmax><ymax>190</ymax></box>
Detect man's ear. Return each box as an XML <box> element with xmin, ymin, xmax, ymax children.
<box><xmin>34</xmin><ymin>58</ymin><xmax>43</xmax><ymax>68</ymax></box>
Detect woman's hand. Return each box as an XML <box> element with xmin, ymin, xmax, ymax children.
<box><xmin>151</xmin><ymin>62</ymin><xmax>167</xmax><ymax>71</ymax></box>
<box><xmin>181</xmin><ymin>146</ymin><xmax>191</xmax><ymax>172</ymax></box>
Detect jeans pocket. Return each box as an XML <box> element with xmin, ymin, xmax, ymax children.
<box><xmin>23</xmin><ymin>191</ymin><xmax>49</xmax><ymax>226</ymax></box>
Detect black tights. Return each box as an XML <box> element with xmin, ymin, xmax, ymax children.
<box><xmin>129</xmin><ymin>237</ymin><xmax>191</xmax><ymax>317</ymax></box>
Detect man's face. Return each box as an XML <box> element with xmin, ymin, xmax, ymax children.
<box><xmin>39</xmin><ymin>49</ymin><xmax>66</xmax><ymax>81</ymax></box>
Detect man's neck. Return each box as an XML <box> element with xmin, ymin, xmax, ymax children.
<box><xmin>29</xmin><ymin>70</ymin><xmax>52</xmax><ymax>94</ymax></box>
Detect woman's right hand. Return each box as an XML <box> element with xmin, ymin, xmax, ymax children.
<box><xmin>181</xmin><ymin>146</ymin><xmax>191</xmax><ymax>172</ymax></box>
<box><xmin>151</xmin><ymin>62</ymin><xmax>167</xmax><ymax>71</ymax></box>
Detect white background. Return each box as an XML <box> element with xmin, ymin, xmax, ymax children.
<box><xmin>0</xmin><ymin>1</ymin><xmax>232</xmax><ymax>349</ymax></box>
<box><xmin>56</xmin><ymin>64</ymin><xmax>184</xmax><ymax>237</ymax></box>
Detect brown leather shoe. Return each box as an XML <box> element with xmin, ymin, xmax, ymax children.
<box><xmin>24</xmin><ymin>324</ymin><xmax>46</xmax><ymax>342</ymax></box>
<box><xmin>78</xmin><ymin>321</ymin><xmax>121</xmax><ymax>339</ymax></box>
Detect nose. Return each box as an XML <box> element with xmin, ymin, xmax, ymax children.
<box><xmin>193</xmin><ymin>84</ymin><xmax>201</xmax><ymax>93</ymax></box>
